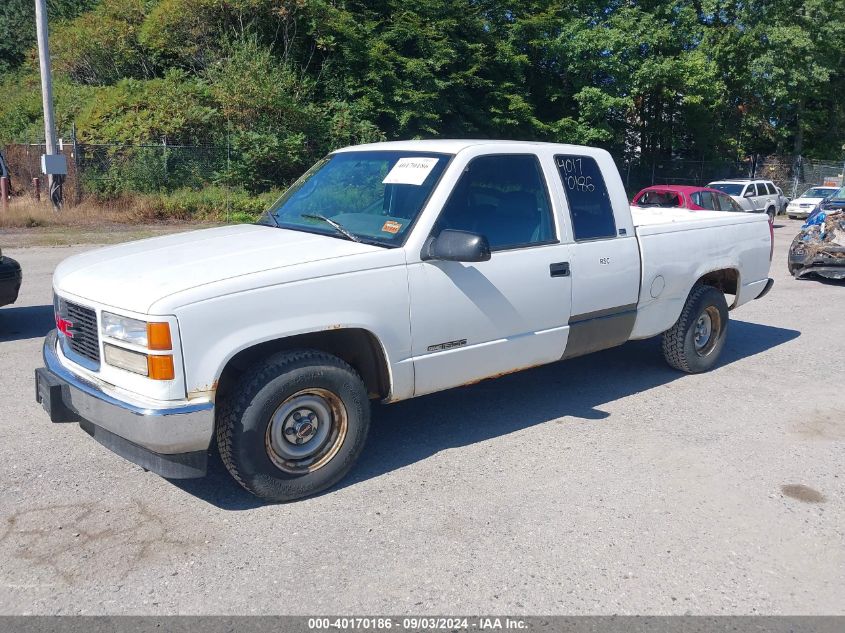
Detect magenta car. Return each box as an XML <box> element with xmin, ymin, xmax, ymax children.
<box><xmin>632</xmin><ymin>185</ymin><xmax>745</xmax><ymax>213</ymax></box>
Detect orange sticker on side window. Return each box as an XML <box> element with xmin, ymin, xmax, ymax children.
<box><xmin>381</xmin><ymin>220</ymin><xmax>402</xmax><ymax>234</ymax></box>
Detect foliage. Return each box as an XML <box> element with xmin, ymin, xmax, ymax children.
<box><xmin>1</xmin><ymin>0</ymin><xmax>844</xmax><ymax>201</ymax></box>
<box><xmin>74</xmin><ymin>70</ymin><xmax>219</xmax><ymax>143</ymax></box>
<box><xmin>152</xmin><ymin>186</ymin><xmax>281</xmax><ymax>221</ymax></box>
<box><xmin>50</xmin><ymin>0</ymin><xmax>152</xmax><ymax>85</ymax></box>
<box><xmin>0</xmin><ymin>0</ymin><xmax>98</xmax><ymax>73</ymax></box>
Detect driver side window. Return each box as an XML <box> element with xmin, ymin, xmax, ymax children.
<box><xmin>433</xmin><ymin>155</ymin><xmax>555</xmax><ymax>251</ymax></box>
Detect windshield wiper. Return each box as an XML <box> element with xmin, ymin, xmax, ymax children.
<box><xmin>301</xmin><ymin>213</ymin><xmax>362</xmax><ymax>243</ymax></box>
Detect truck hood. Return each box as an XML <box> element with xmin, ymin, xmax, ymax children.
<box><xmin>54</xmin><ymin>224</ymin><xmax>382</xmax><ymax>314</ymax></box>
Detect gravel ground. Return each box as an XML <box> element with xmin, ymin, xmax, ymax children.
<box><xmin>0</xmin><ymin>218</ymin><xmax>842</xmax><ymax>615</ymax></box>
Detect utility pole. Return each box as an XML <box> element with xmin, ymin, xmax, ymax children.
<box><xmin>35</xmin><ymin>0</ymin><xmax>65</xmax><ymax>210</ymax></box>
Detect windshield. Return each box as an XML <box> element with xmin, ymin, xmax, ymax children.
<box><xmin>828</xmin><ymin>187</ymin><xmax>845</xmax><ymax>202</ymax></box>
<box><xmin>708</xmin><ymin>182</ymin><xmax>744</xmax><ymax>195</ymax></box>
<box><xmin>260</xmin><ymin>151</ymin><xmax>451</xmax><ymax>246</ymax></box>
<box><xmin>634</xmin><ymin>190</ymin><xmax>683</xmax><ymax>207</ymax></box>
<box><xmin>801</xmin><ymin>187</ymin><xmax>838</xmax><ymax>199</ymax></box>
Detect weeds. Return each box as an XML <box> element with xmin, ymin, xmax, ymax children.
<box><xmin>0</xmin><ymin>187</ymin><xmax>281</xmax><ymax>228</ymax></box>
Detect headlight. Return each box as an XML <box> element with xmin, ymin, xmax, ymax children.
<box><xmin>101</xmin><ymin>312</ymin><xmax>175</xmax><ymax>380</ymax></box>
<box><xmin>102</xmin><ymin>312</ymin><xmax>147</xmax><ymax>346</ymax></box>
<box><xmin>101</xmin><ymin>312</ymin><xmax>172</xmax><ymax>350</ymax></box>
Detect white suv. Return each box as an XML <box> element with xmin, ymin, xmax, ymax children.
<box><xmin>707</xmin><ymin>179</ymin><xmax>781</xmax><ymax>221</ymax></box>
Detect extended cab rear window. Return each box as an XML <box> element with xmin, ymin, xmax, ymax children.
<box><xmin>709</xmin><ymin>183</ymin><xmax>744</xmax><ymax>196</ymax></box>
<box><xmin>555</xmin><ymin>155</ymin><xmax>616</xmax><ymax>241</ymax></box>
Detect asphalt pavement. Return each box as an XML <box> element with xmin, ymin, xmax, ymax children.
<box><xmin>0</xmin><ymin>218</ymin><xmax>842</xmax><ymax>615</ymax></box>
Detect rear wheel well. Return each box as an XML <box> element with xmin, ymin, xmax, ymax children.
<box><xmin>216</xmin><ymin>329</ymin><xmax>390</xmax><ymax>402</ymax></box>
<box><xmin>697</xmin><ymin>268</ymin><xmax>739</xmax><ymax>307</ymax></box>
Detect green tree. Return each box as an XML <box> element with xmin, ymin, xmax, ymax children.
<box><xmin>1</xmin><ymin>0</ymin><xmax>844</xmax><ymax>193</ymax></box>
<box><xmin>0</xmin><ymin>0</ymin><xmax>97</xmax><ymax>73</ymax></box>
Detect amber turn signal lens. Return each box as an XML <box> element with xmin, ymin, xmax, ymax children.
<box><xmin>147</xmin><ymin>322</ymin><xmax>172</xmax><ymax>350</ymax></box>
<box><xmin>147</xmin><ymin>355</ymin><xmax>175</xmax><ymax>381</ymax></box>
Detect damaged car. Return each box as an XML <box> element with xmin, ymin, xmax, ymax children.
<box><xmin>0</xmin><ymin>246</ymin><xmax>22</xmax><ymax>308</ymax></box>
<box><xmin>788</xmin><ymin>188</ymin><xmax>845</xmax><ymax>280</ymax></box>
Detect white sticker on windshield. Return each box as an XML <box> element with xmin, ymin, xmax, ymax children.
<box><xmin>382</xmin><ymin>157</ymin><xmax>440</xmax><ymax>186</ymax></box>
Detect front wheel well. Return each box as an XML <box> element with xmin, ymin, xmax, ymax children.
<box><xmin>216</xmin><ymin>329</ymin><xmax>391</xmax><ymax>402</ymax></box>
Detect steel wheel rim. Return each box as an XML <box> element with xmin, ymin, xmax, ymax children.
<box><xmin>693</xmin><ymin>306</ymin><xmax>721</xmax><ymax>356</ymax></box>
<box><xmin>265</xmin><ymin>388</ymin><xmax>348</xmax><ymax>474</ymax></box>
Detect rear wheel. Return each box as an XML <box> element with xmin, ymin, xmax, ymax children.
<box><xmin>662</xmin><ymin>284</ymin><xmax>729</xmax><ymax>373</ymax></box>
<box><xmin>216</xmin><ymin>350</ymin><xmax>370</xmax><ymax>502</ymax></box>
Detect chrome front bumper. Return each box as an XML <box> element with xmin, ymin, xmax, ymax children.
<box><xmin>35</xmin><ymin>330</ymin><xmax>214</xmax><ymax>478</ymax></box>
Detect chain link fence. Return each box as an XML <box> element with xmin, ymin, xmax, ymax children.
<box><xmin>1</xmin><ymin>139</ymin><xmax>230</xmax><ymax>201</ymax></box>
<box><xmin>618</xmin><ymin>158</ymin><xmax>749</xmax><ymax>195</ymax></box>
<box><xmin>619</xmin><ymin>155</ymin><xmax>844</xmax><ymax>199</ymax></box>
<box><xmin>755</xmin><ymin>156</ymin><xmax>844</xmax><ymax>198</ymax></box>
<box><xmin>76</xmin><ymin>143</ymin><xmax>231</xmax><ymax>197</ymax></box>
<box><xmin>1</xmin><ymin>142</ymin><xmax>81</xmax><ymax>201</ymax></box>
<box><xmin>3</xmin><ymin>138</ymin><xmax>844</xmax><ymax>206</ymax></box>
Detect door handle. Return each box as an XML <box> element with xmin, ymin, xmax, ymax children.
<box><xmin>550</xmin><ymin>262</ymin><xmax>570</xmax><ymax>277</ymax></box>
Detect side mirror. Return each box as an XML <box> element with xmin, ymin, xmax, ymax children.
<box><xmin>744</xmin><ymin>190</ymin><xmax>755</xmax><ymax>198</ymax></box>
<box><xmin>421</xmin><ymin>229</ymin><xmax>491</xmax><ymax>263</ymax></box>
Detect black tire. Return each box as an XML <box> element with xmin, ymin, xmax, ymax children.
<box><xmin>216</xmin><ymin>349</ymin><xmax>370</xmax><ymax>502</ymax></box>
<box><xmin>662</xmin><ymin>284</ymin><xmax>729</xmax><ymax>373</ymax></box>
<box><xmin>766</xmin><ymin>207</ymin><xmax>776</xmax><ymax>222</ymax></box>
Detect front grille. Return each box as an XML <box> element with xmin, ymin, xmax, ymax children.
<box><xmin>64</xmin><ymin>300</ymin><xmax>100</xmax><ymax>364</ymax></box>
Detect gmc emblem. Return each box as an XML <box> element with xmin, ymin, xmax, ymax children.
<box><xmin>56</xmin><ymin>313</ymin><xmax>75</xmax><ymax>338</ymax></box>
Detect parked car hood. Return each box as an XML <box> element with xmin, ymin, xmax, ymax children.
<box><xmin>821</xmin><ymin>199</ymin><xmax>845</xmax><ymax>211</ymax></box>
<box><xmin>53</xmin><ymin>224</ymin><xmax>383</xmax><ymax>314</ymax></box>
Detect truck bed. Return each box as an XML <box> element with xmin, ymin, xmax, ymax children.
<box><xmin>628</xmin><ymin>206</ymin><xmax>772</xmax><ymax>340</ymax></box>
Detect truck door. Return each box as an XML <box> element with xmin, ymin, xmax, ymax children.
<box><xmin>551</xmin><ymin>154</ymin><xmax>641</xmax><ymax>358</ymax></box>
<box><xmin>407</xmin><ymin>154</ymin><xmax>574</xmax><ymax>396</ymax></box>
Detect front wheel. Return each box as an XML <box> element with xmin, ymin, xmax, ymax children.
<box><xmin>662</xmin><ymin>284</ymin><xmax>729</xmax><ymax>373</ymax></box>
<box><xmin>216</xmin><ymin>350</ymin><xmax>370</xmax><ymax>502</ymax></box>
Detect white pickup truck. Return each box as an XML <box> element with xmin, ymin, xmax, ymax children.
<box><xmin>36</xmin><ymin>140</ymin><xmax>774</xmax><ymax>502</ymax></box>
